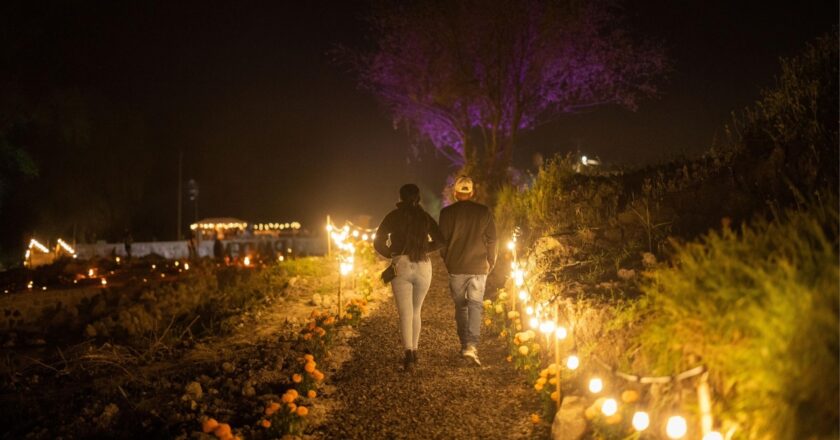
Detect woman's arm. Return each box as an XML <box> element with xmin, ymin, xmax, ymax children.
<box><xmin>426</xmin><ymin>213</ymin><xmax>445</xmax><ymax>253</ymax></box>
<box><xmin>373</xmin><ymin>211</ymin><xmax>395</xmax><ymax>258</ymax></box>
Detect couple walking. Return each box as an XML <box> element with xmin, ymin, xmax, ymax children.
<box><xmin>373</xmin><ymin>177</ymin><xmax>497</xmax><ymax>371</ymax></box>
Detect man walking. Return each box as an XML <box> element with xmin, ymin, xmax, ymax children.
<box><xmin>439</xmin><ymin>176</ymin><xmax>497</xmax><ymax>366</ymax></box>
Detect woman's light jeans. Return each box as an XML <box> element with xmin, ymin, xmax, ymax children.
<box><xmin>391</xmin><ymin>255</ymin><xmax>432</xmax><ymax>350</ymax></box>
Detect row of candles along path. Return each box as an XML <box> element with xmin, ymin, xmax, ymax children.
<box><xmin>505</xmin><ymin>233</ymin><xmax>727</xmax><ymax>439</ymax></box>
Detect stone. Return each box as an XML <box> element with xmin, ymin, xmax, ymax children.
<box><xmin>551</xmin><ymin>396</ymin><xmax>586</xmax><ymax>440</ymax></box>
<box><xmin>184</xmin><ymin>381</ymin><xmax>203</xmax><ymax>400</ymax></box>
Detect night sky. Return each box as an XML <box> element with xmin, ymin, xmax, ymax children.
<box><xmin>0</xmin><ymin>0</ymin><xmax>836</xmax><ymax>248</ymax></box>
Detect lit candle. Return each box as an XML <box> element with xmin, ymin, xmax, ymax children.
<box><xmin>632</xmin><ymin>411</ymin><xmax>650</xmax><ymax>431</ymax></box>
<box><xmin>666</xmin><ymin>415</ymin><xmax>688</xmax><ymax>439</ymax></box>
<box><xmin>588</xmin><ymin>377</ymin><xmax>603</xmax><ymax>393</ymax></box>
<box><xmin>601</xmin><ymin>398</ymin><xmax>618</xmax><ymax>416</ymax></box>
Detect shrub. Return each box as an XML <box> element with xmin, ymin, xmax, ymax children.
<box><xmin>624</xmin><ymin>198</ymin><xmax>838</xmax><ymax>438</ymax></box>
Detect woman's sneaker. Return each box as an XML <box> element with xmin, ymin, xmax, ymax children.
<box><xmin>462</xmin><ymin>345</ymin><xmax>481</xmax><ymax>366</ymax></box>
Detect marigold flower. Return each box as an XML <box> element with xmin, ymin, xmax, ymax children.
<box><xmin>303</xmin><ymin>333</ymin><xmax>312</xmax><ymax>340</ymax></box>
<box><xmin>213</xmin><ymin>423</ymin><xmax>232</xmax><ymax>438</ymax></box>
<box><xmin>265</xmin><ymin>405</ymin><xmax>279</xmax><ymax>416</ymax></box>
<box><xmin>312</xmin><ymin>370</ymin><xmax>325</xmax><ymax>381</ymax></box>
<box><xmin>536</xmin><ymin>377</ymin><xmax>547</xmax><ymax>386</ymax></box>
<box><xmin>621</xmin><ymin>389</ymin><xmax>640</xmax><ymax>403</ymax></box>
<box><xmin>539</xmin><ymin>369</ymin><xmax>549</xmax><ymax>378</ymax></box>
<box><xmin>513</xmin><ymin>336</ymin><xmax>521</xmax><ymax>345</ymax></box>
<box><xmin>315</xmin><ymin>327</ymin><xmax>326</xmax><ymax>337</ymax></box>
<box><xmin>292</xmin><ymin>374</ymin><xmax>303</xmax><ymax>383</ymax></box>
<box><xmin>304</xmin><ymin>362</ymin><xmax>316</xmax><ymax>373</ymax></box>
<box><xmin>506</xmin><ymin>356</ymin><xmax>512</xmax><ymax>362</ymax></box>
<box><xmin>550</xmin><ymin>391</ymin><xmax>559</xmax><ymax>401</ymax></box>
<box><xmin>494</xmin><ymin>304</ymin><xmax>504</xmax><ymax>314</ymax></box>
<box><xmin>307</xmin><ymin>390</ymin><xmax>317</xmax><ymax>398</ymax></box>
<box><xmin>549</xmin><ymin>377</ymin><xmax>558</xmax><ymax>385</ymax></box>
<box><xmin>260</xmin><ymin>419</ymin><xmax>271</xmax><ymax>428</ymax></box>
<box><xmin>530</xmin><ymin>414</ymin><xmax>540</xmax><ymax>424</ymax></box>
<box><xmin>484</xmin><ymin>319</ymin><xmax>491</xmax><ymax>326</ymax></box>
<box><xmin>307</xmin><ymin>321</ymin><xmax>317</xmax><ymax>331</ymax></box>
<box><xmin>547</xmin><ymin>363</ymin><xmax>558</xmax><ymax>375</ymax></box>
<box><xmin>296</xmin><ymin>406</ymin><xmax>309</xmax><ymax>417</ymax></box>
<box><xmin>202</xmin><ymin>418</ymin><xmax>219</xmax><ymax>433</ymax></box>
<box><xmin>534</xmin><ymin>383</ymin><xmax>544</xmax><ymax>392</ymax></box>
<box><xmin>288</xmin><ymin>402</ymin><xmax>297</xmax><ymax>412</ymax></box>
<box><xmin>303</xmin><ymin>354</ymin><xmax>315</xmax><ymax>362</ymax></box>
<box><xmin>518</xmin><ymin>345</ymin><xmax>529</xmax><ymax>356</ymax></box>
<box><xmin>507</xmin><ymin>310</ymin><xmax>519</xmax><ymax>319</ymax></box>
<box><xmin>324</xmin><ymin>316</ymin><xmax>335</xmax><ymax>325</ymax></box>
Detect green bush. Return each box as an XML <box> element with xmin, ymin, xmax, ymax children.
<box><xmin>624</xmin><ymin>199</ymin><xmax>838</xmax><ymax>439</ymax></box>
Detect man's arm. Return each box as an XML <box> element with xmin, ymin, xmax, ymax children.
<box><xmin>438</xmin><ymin>208</ymin><xmax>452</xmax><ymax>261</ymax></box>
<box><xmin>484</xmin><ymin>207</ymin><xmax>497</xmax><ymax>272</ymax></box>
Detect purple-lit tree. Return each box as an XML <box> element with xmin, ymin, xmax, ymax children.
<box><xmin>352</xmin><ymin>0</ymin><xmax>667</xmax><ymax>192</ymax></box>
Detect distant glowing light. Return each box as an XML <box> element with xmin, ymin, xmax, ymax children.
<box><xmin>539</xmin><ymin>321</ymin><xmax>556</xmax><ymax>334</ymax></box>
<box><xmin>506</xmin><ymin>241</ymin><xmax>515</xmax><ymax>251</ymax></box>
<box><xmin>101</xmin><ymin>278</ymin><xmax>107</xmax><ymax>286</ymax></box>
<box><xmin>116</xmin><ymin>256</ymin><xmax>121</xmax><ymax>263</ymax></box>
<box><xmin>632</xmin><ymin>411</ymin><xmax>650</xmax><ymax>431</ymax></box>
<box><xmin>184</xmin><ymin>263</ymin><xmax>190</xmax><ymax>270</ymax></box>
<box><xmin>588</xmin><ymin>377</ymin><xmax>603</xmax><ymax>393</ymax></box>
<box><xmin>555</xmin><ymin>326</ymin><xmax>568</xmax><ymax>340</ymax></box>
<box><xmin>88</xmin><ymin>269</ymin><xmax>95</xmax><ymax>277</ymax></box>
<box><xmin>529</xmin><ymin>317</ymin><xmax>539</xmax><ymax>329</ymax></box>
<box><xmin>666</xmin><ymin>416</ymin><xmax>688</xmax><ymax>439</ymax></box>
<box><xmin>352</xmin><ymin>230</ymin><xmax>359</xmax><ymax>238</ymax></box>
<box><xmin>151</xmin><ymin>264</ymin><xmax>156</xmax><ymax>270</ymax></box>
<box><xmin>601</xmin><ymin>398</ymin><xmax>618</xmax><ymax>416</ymax></box>
<box><xmin>174</xmin><ymin>261</ymin><xmax>179</xmax><ymax>267</ymax></box>
<box><xmin>29</xmin><ymin>239</ymin><xmax>49</xmax><ymax>253</ymax></box>
<box><xmin>513</xmin><ymin>269</ymin><xmax>525</xmax><ymax>287</ymax></box>
<box><xmin>340</xmin><ymin>262</ymin><xmax>353</xmax><ymax>275</ymax></box>
<box><xmin>243</xmin><ymin>256</ymin><xmax>251</xmax><ymax>267</ymax></box>
<box><xmin>525</xmin><ymin>306</ymin><xmax>534</xmax><ymax>315</ymax></box>
<box><xmin>566</xmin><ymin>355</ymin><xmax>580</xmax><ymax>370</ymax></box>
<box><xmin>703</xmin><ymin>433</ymin><xmax>723</xmax><ymax>440</ymax></box>
<box><xmin>518</xmin><ymin>290</ymin><xmax>528</xmax><ymax>300</ymax></box>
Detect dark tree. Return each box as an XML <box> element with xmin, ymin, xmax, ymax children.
<box><xmin>351</xmin><ymin>0</ymin><xmax>667</xmax><ymax>193</ymax></box>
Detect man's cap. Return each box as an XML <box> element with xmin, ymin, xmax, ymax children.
<box><xmin>454</xmin><ymin>176</ymin><xmax>474</xmax><ymax>194</ymax></box>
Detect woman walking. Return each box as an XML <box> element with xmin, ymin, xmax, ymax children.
<box><xmin>374</xmin><ymin>184</ymin><xmax>444</xmax><ymax>372</ymax></box>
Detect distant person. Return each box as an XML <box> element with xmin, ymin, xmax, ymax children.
<box><xmin>188</xmin><ymin>233</ymin><xmax>198</xmax><ymax>260</ymax></box>
<box><xmin>123</xmin><ymin>229</ymin><xmax>134</xmax><ymax>260</ymax></box>
<box><xmin>439</xmin><ymin>176</ymin><xmax>497</xmax><ymax>366</ymax></box>
<box><xmin>213</xmin><ymin>234</ymin><xmax>225</xmax><ymax>263</ymax></box>
<box><xmin>374</xmin><ymin>183</ymin><xmax>444</xmax><ymax>372</ymax></box>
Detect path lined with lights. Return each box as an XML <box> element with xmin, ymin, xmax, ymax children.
<box><xmin>314</xmin><ymin>254</ymin><xmax>549</xmax><ymax>439</ymax></box>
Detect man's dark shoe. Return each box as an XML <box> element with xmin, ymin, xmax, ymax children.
<box><xmin>411</xmin><ymin>350</ymin><xmax>419</xmax><ymax>365</ymax></box>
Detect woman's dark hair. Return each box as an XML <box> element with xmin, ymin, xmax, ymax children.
<box><xmin>399</xmin><ymin>184</ymin><xmax>429</xmax><ymax>262</ymax></box>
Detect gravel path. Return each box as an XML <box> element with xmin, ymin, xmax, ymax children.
<box><xmin>313</xmin><ymin>255</ymin><xmax>550</xmax><ymax>439</ymax></box>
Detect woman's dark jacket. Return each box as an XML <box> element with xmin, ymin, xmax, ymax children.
<box><xmin>373</xmin><ymin>202</ymin><xmax>445</xmax><ymax>259</ymax></box>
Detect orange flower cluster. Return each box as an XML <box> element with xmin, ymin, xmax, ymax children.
<box><xmin>201</xmin><ymin>418</ymin><xmax>241</xmax><ymax>440</ymax></box>
<box><xmin>534</xmin><ymin>363</ymin><xmax>562</xmax><ymax>399</ymax></box>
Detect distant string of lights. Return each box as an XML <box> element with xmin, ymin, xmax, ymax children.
<box><xmin>24</xmin><ymin>238</ymin><xmax>77</xmax><ymax>267</ymax></box>
<box><xmin>505</xmin><ymin>230</ymin><xmax>725</xmax><ymax>439</ymax></box>
<box><xmin>190</xmin><ymin>221</ymin><xmax>301</xmax><ymax>231</ymax></box>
